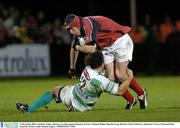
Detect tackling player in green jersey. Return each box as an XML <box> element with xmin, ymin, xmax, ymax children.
<box><xmin>16</xmin><ymin>51</ymin><xmax>133</xmax><ymax>112</ymax></box>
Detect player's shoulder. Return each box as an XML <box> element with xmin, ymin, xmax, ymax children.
<box><xmin>83</xmin><ymin>66</ymin><xmax>106</xmax><ymax>80</ymax></box>
<box><xmin>92</xmin><ymin>72</ymin><xmax>108</xmax><ymax>83</ymax></box>
<box><xmin>85</xmin><ymin>15</ymin><xmax>108</xmax><ymax>19</ymax></box>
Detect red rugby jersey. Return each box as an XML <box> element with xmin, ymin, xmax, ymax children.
<box><xmin>82</xmin><ymin>16</ymin><xmax>131</xmax><ymax>48</ymax></box>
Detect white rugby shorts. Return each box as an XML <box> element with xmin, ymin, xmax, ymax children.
<box><xmin>59</xmin><ymin>85</ymin><xmax>74</xmax><ymax>111</ymax></box>
<box><xmin>102</xmin><ymin>34</ymin><xmax>134</xmax><ymax>64</ymax></box>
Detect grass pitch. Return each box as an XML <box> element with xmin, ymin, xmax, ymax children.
<box><xmin>0</xmin><ymin>76</ymin><xmax>180</xmax><ymax>122</ymax></box>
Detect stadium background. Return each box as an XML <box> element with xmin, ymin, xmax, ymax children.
<box><xmin>0</xmin><ymin>0</ymin><xmax>180</xmax><ymax>76</ymax></box>
<box><xmin>0</xmin><ymin>0</ymin><xmax>180</xmax><ymax>123</ymax></box>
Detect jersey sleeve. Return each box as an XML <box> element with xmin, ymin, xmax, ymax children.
<box><xmin>90</xmin><ymin>75</ymin><xmax>119</xmax><ymax>95</ymax></box>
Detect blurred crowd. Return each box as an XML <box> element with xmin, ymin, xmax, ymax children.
<box><xmin>0</xmin><ymin>3</ymin><xmax>71</xmax><ymax>47</ymax></box>
<box><xmin>129</xmin><ymin>14</ymin><xmax>180</xmax><ymax>75</ymax></box>
<box><xmin>0</xmin><ymin>3</ymin><xmax>180</xmax><ymax>75</ymax></box>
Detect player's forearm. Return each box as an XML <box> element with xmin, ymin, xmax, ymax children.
<box><xmin>117</xmin><ymin>77</ymin><xmax>132</xmax><ymax>95</ymax></box>
<box><xmin>70</xmin><ymin>48</ymin><xmax>79</xmax><ymax>69</ymax></box>
<box><xmin>76</xmin><ymin>45</ymin><xmax>96</xmax><ymax>53</ymax></box>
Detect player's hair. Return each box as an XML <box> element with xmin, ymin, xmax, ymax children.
<box><xmin>64</xmin><ymin>14</ymin><xmax>75</xmax><ymax>25</ymax></box>
<box><xmin>85</xmin><ymin>50</ymin><xmax>104</xmax><ymax>69</ymax></box>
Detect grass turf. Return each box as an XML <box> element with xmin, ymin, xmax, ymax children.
<box><xmin>0</xmin><ymin>76</ymin><xmax>180</xmax><ymax>122</ymax></box>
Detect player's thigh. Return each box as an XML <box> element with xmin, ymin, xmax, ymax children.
<box><xmin>105</xmin><ymin>62</ymin><xmax>115</xmax><ymax>80</ymax></box>
<box><xmin>102</xmin><ymin>50</ymin><xmax>114</xmax><ymax>64</ymax></box>
<box><xmin>115</xmin><ymin>34</ymin><xmax>134</xmax><ymax>63</ymax></box>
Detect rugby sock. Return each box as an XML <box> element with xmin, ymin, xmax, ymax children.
<box><xmin>28</xmin><ymin>91</ymin><xmax>54</xmax><ymax>112</ymax></box>
<box><xmin>122</xmin><ymin>90</ymin><xmax>134</xmax><ymax>102</ymax></box>
<box><xmin>129</xmin><ymin>78</ymin><xmax>144</xmax><ymax>96</ymax></box>
<box><xmin>115</xmin><ymin>77</ymin><xmax>134</xmax><ymax>102</ymax></box>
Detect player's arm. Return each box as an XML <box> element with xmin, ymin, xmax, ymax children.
<box><xmin>116</xmin><ymin>69</ymin><xmax>134</xmax><ymax>95</ymax></box>
<box><xmin>77</xmin><ymin>17</ymin><xmax>98</xmax><ymax>46</ymax></box>
<box><xmin>97</xmin><ymin>69</ymin><xmax>133</xmax><ymax>95</ymax></box>
<box><xmin>70</xmin><ymin>36</ymin><xmax>79</xmax><ymax>70</ymax></box>
<box><xmin>75</xmin><ymin>44</ymin><xmax>96</xmax><ymax>53</ymax></box>
<box><xmin>75</xmin><ymin>17</ymin><xmax>98</xmax><ymax>52</ymax></box>
<box><xmin>69</xmin><ymin>47</ymin><xmax>79</xmax><ymax>69</ymax></box>
<box><xmin>68</xmin><ymin>36</ymin><xmax>79</xmax><ymax>78</ymax></box>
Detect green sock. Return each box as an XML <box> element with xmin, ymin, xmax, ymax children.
<box><xmin>28</xmin><ymin>91</ymin><xmax>54</xmax><ymax>112</ymax></box>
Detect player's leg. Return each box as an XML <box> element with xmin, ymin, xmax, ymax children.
<box><xmin>116</xmin><ymin>62</ymin><xmax>147</xmax><ymax>109</ymax></box>
<box><xmin>115</xmin><ymin>34</ymin><xmax>147</xmax><ymax>109</ymax></box>
<box><xmin>102</xmin><ymin>46</ymin><xmax>136</xmax><ymax>109</ymax></box>
<box><xmin>16</xmin><ymin>90</ymin><xmax>54</xmax><ymax>113</ymax></box>
<box><xmin>115</xmin><ymin>61</ymin><xmax>137</xmax><ymax>109</ymax></box>
<box><xmin>127</xmin><ymin>34</ymin><xmax>147</xmax><ymax>109</ymax></box>
<box><xmin>16</xmin><ymin>86</ymin><xmax>64</xmax><ymax>113</ymax></box>
<box><xmin>102</xmin><ymin>50</ymin><xmax>115</xmax><ymax>80</ymax></box>
<box><xmin>104</xmin><ymin>62</ymin><xmax>115</xmax><ymax>80</ymax></box>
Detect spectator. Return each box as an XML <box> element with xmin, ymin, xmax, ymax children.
<box><xmin>129</xmin><ymin>25</ymin><xmax>147</xmax><ymax>44</ymax></box>
<box><xmin>158</xmin><ymin>16</ymin><xmax>174</xmax><ymax>43</ymax></box>
<box><xmin>0</xmin><ymin>18</ymin><xmax>11</xmax><ymax>47</ymax></box>
<box><xmin>53</xmin><ymin>18</ymin><xmax>71</xmax><ymax>44</ymax></box>
<box><xmin>8</xmin><ymin>25</ymin><xmax>22</xmax><ymax>44</ymax></box>
<box><xmin>166</xmin><ymin>19</ymin><xmax>180</xmax><ymax>75</ymax></box>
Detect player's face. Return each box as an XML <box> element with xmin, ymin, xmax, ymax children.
<box><xmin>68</xmin><ymin>27</ymin><xmax>80</xmax><ymax>36</ymax></box>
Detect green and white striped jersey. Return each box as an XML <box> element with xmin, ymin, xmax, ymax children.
<box><xmin>71</xmin><ymin>66</ymin><xmax>119</xmax><ymax>111</ymax></box>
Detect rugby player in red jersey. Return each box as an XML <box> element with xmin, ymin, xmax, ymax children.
<box><xmin>64</xmin><ymin>14</ymin><xmax>147</xmax><ymax>109</ymax></box>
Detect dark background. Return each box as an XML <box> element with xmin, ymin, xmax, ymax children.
<box><xmin>0</xmin><ymin>0</ymin><xmax>180</xmax><ymax>76</ymax></box>
<box><xmin>1</xmin><ymin>0</ymin><xmax>180</xmax><ymax>24</ymax></box>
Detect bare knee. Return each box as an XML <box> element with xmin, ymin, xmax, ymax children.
<box><xmin>107</xmin><ymin>73</ymin><xmax>115</xmax><ymax>81</ymax></box>
<box><xmin>50</xmin><ymin>86</ymin><xmax>63</xmax><ymax>97</ymax></box>
<box><xmin>49</xmin><ymin>88</ymin><xmax>56</xmax><ymax>96</ymax></box>
<box><xmin>116</xmin><ymin>71</ymin><xmax>128</xmax><ymax>81</ymax></box>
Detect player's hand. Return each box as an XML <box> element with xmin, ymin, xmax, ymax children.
<box><xmin>67</xmin><ymin>69</ymin><xmax>77</xmax><ymax>79</ymax></box>
<box><xmin>78</xmin><ymin>37</ymin><xmax>86</xmax><ymax>46</ymax></box>
<box><xmin>127</xmin><ymin>69</ymin><xmax>134</xmax><ymax>79</ymax></box>
<box><xmin>75</xmin><ymin>45</ymin><xmax>80</xmax><ymax>50</ymax></box>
